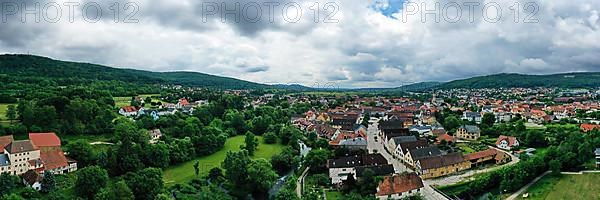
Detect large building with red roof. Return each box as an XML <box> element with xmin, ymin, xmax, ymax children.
<box><xmin>376</xmin><ymin>173</ymin><xmax>424</xmax><ymax>199</ymax></box>
<box><xmin>0</xmin><ymin>133</ymin><xmax>77</xmax><ymax>190</ymax></box>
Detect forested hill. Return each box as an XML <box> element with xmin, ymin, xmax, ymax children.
<box><xmin>0</xmin><ymin>54</ymin><xmax>267</xmax><ymax>89</ymax></box>
<box><xmin>395</xmin><ymin>73</ymin><xmax>600</xmax><ymax>91</ymax></box>
<box><xmin>436</xmin><ymin>73</ymin><xmax>600</xmax><ymax>89</ymax></box>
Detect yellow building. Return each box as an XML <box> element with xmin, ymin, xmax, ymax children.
<box><xmin>455</xmin><ymin>125</ymin><xmax>481</xmax><ymax>140</ymax></box>
<box><xmin>415</xmin><ymin>153</ymin><xmax>471</xmax><ymax>179</ymax></box>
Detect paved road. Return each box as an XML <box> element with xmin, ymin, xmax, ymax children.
<box><xmin>505</xmin><ymin>171</ymin><xmax>550</xmax><ymax>200</ymax></box>
<box><xmin>368</xmin><ymin>122</ymin><xmax>448</xmax><ymax>200</ymax></box>
<box><xmin>425</xmin><ymin>146</ymin><xmax>520</xmax><ymax>187</ymax></box>
<box><xmin>296</xmin><ymin>167</ymin><xmax>310</xmax><ymax>198</ymax></box>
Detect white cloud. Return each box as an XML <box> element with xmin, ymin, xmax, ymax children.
<box><xmin>0</xmin><ymin>0</ymin><xmax>599</xmax><ymax>88</ymax></box>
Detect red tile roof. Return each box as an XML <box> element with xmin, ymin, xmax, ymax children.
<box><xmin>40</xmin><ymin>150</ymin><xmax>69</xmax><ymax>170</ymax></box>
<box><xmin>121</xmin><ymin>106</ymin><xmax>138</xmax><ymax>113</ymax></box>
<box><xmin>495</xmin><ymin>135</ymin><xmax>518</xmax><ymax>147</ymax></box>
<box><xmin>376</xmin><ymin>173</ymin><xmax>424</xmax><ymax>196</ymax></box>
<box><xmin>0</xmin><ymin>135</ymin><xmax>14</xmax><ymax>153</ymax></box>
<box><xmin>580</xmin><ymin>124</ymin><xmax>600</xmax><ymax>132</ymax></box>
<box><xmin>29</xmin><ymin>132</ymin><xmax>61</xmax><ymax>148</ymax></box>
<box><xmin>436</xmin><ymin>133</ymin><xmax>455</xmax><ymax>144</ymax></box>
<box><xmin>464</xmin><ymin>149</ymin><xmax>498</xmax><ymax>161</ymax></box>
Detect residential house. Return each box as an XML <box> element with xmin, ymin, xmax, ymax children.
<box><xmin>119</xmin><ymin>106</ymin><xmax>139</xmax><ymax>117</ymax></box>
<box><xmin>495</xmin><ymin>135</ymin><xmax>519</xmax><ymax>150</ymax></box>
<box><xmin>409</xmin><ymin>125</ymin><xmax>432</xmax><ymax>137</ymax></box>
<box><xmin>455</xmin><ymin>125</ymin><xmax>481</xmax><ymax>140</ymax></box>
<box><xmin>415</xmin><ymin>153</ymin><xmax>471</xmax><ymax>179</ymax></box>
<box><xmin>387</xmin><ymin>136</ymin><xmax>417</xmax><ymax>153</ymax></box>
<box><xmin>435</xmin><ymin>133</ymin><xmax>456</xmax><ymax>145</ymax></box>
<box><xmin>375</xmin><ymin>173</ymin><xmax>424</xmax><ymax>200</ymax></box>
<box><xmin>327</xmin><ymin>154</ymin><xmax>388</xmax><ymax>184</ymax></box>
<box><xmin>4</xmin><ymin>140</ymin><xmax>40</xmax><ymax>175</ymax></box>
<box><xmin>148</xmin><ymin>129</ymin><xmax>163</xmax><ymax>144</ymax></box>
<box><xmin>404</xmin><ymin>146</ymin><xmax>442</xmax><ymax>167</ymax></box>
<box><xmin>462</xmin><ymin>112</ymin><xmax>482</xmax><ymax>123</ymax></box>
<box><xmin>176</xmin><ymin>98</ymin><xmax>190</xmax><ymax>109</ymax></box>
<box><xmin>0</xmin><ymin>135</ymin><xmax>13</xmax><ymax>153</ymax></box>
<box><xmin>393</xmin><ymin>140</ymin><xmax>428</xmax><ymax>161</ymax></box>
<box><xmin>21</xmin><ymin>170</ymin><xmax>43</xmax><ymax>191</ymax></box>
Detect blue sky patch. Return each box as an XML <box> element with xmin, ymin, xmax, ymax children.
<box><xmin>370</xmin><ymin>0</ymin><xmax>404</xmax><ymax>18</ymax></box>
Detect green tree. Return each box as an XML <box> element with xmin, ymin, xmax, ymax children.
<box><xmin>443</xmin><ymin>116</ymin><xmax>461</xmax><ymax>132</ymax></box>
<box><xmin>358</xmin><ymin>169</ymin><xmax>378</xmax><ymax>195</ymax></box>
<box><xmin>247</xmin><ymin>159</ymin><xmax>278</xmax><ymax>192</ymax></box>
<box><xmin>482</xmin><ymin>113</ymin><xmax>495</xmax><ymax>127</ymax></box>
<box><xmin>222</xmin><ymin>150</ymin><xmax>251</xmax><ymax>186</ymax></box>
<box><xmin>5</xmin><ymin>105</ymin><xmax>16</xmax><ymax>124</ymax></box>
<box><xmin>263</xmin><ymin>132</ymin><xmax>277</xmax><ymax>144</ymax></box>
<box><xmin>65</xmin><ymin>140</ymin><xmax>96</xmax><ymax>168</ymax></box>
<box><xmin>40</xmin><ymin>171</ymin><xmax>56</xmax><ymax>193</ymax></box>
<box><xmin>193</xmin><ymin>161</ymin><xmax>200</xmax><ymax>177</ymax></box>
<box><xmin>0</xmin><ymin>173</ymin><xmax>21</xmax><ymax>197</ymax></box>
<box><xmin>75</xmin><ymin>166</ymin><xmax>109</xmax><ymax>199</ymax></box>
<box><xmin>124</xmin><ymin>168</ymin><xmax>164</xmax><ymax>200</ymax></box>
<box><xmin>304</xmin><ymin>149</ymin><xmax>331</xmax><ymax>168</ymax></box>
<box><xmin>243</xmin><ymin>131</ymin><xmax>258</xmax><ymax>156</ymax></box>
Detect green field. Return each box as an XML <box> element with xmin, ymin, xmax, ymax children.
<box><xmin>113</xmin><ymin>94</ymin><xmax>166</xmax><ymax>108</ymax></box>
<box><xmin>517</xmin><ymin>174</ymin><xmax>600</xmax><ymax>200</ymax></box>
<box><xmin>163</xmin><ymin>135</ymin><xmax>285</xmax><ymax>186</ymax></box>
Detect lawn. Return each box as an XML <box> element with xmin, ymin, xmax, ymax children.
<box><xmin>0</xmin><ymin>103</ymin><xmax>15</xmax><ymax>121</ymax></box>
<box><xmin>163</xmin><ymin>135</ymin><xmax>285</xmax><ymax>186</ymax></box>
<box><xmin>325</xmin><ymin>190</ymin><xmax>343</xmax><ymax>200</ymax></box>
<box><xmin>456</xmin><ymin>143</ymin><xmax>476</xmax><ymax>154</ymax></box>
<box><xmin>517</xmin><ymin>174</ymin><xmax>600</xmax><ymax>200</ymax></box>
<box><xmin>113</xmin><ymin>94</ymin><xmax>169</xmax><ymax>108</ymax></box>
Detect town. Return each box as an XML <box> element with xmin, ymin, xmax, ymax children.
<box><xmin>2</xmin><ymin>77</ymin><xmax>600</xmax><ymax>200</ymax></box>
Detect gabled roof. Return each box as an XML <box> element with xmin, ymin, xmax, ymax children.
<box><xmin>392</xmin><ymin>136</ymin><xmax>417</xmax><ymax>145</ymax></box>
<box><xmin>327</xmin><ymin>156</ymin><xmax>362</xmax><ymax>168</ymax></box>
<box><xmin>397</xmin><ymin>140</ymin><xmax>428</xmax><ymax>152</ymax></box>
<box><xmin>5</xmin><ymin>140</ymin><xmax>37</xmax><ymax>154</ymax></box>
<box><xmin>459</xmin><ymin>125</ymin><xmax>480</xmax><ymax>133</ymax></box>
<box><xmin>464</xmin><ymin>149</ymin><xmax>498</xmax><ymax>161</ymax></box>
<box><xmin>29</xmin><ymin>132</ymin><xmax>61</xmax><ymax>148</ymax></box>
<box><xmin>376</xmin><ymin>173</ymin><xmax>424</xmax><ymax>196</ymax></box>
<box><xmin>362</xmin><ymin>154</ymin><xmax>389</xmax><ymax>166</ymax></box>
<box><xmin>409</xmin><ymin>146</ymin><xmax>442</xmax><ymax>160</ymax></box>
<box><xmin>0</xmin><ymin>135</ymin><xmax>14</xmax><ymax>153</ymax></box>
<box><xmin>495</xmin><ymin>135</ymin><xmax>518</xmax><ymax>147</ymax></box>
<box><xmin>21</xmin><ymin>170</ymin><xmax>42</xmax><ymax>185</ymax></box>
<box><xmin>40</xmin><ymin>150</ymin><xmax>68</xmax><ymax>170</ymax></box>
<box><xmin>121</xmin><ymin>106</ymin><xmax>138</xmax><ymax>113</ymax></box>
<box><xmin>418</xmin><ymin>153</ymin><xmax>465</xmax><ymax>170</ymax></box>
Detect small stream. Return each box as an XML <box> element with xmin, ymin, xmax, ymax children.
<box><xmin>267</xmin><ymin>141</ymin><xmax>312</xmax><ymax>198</ymax></box>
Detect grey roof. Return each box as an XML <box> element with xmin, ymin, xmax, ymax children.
<box><xmin>460</xmin><ymin>125</ymin><xmax>481</xmax><ymax>133</ymax></box>
<box><xmin>465</xmin><ymin>112</ymin><xmax>481</xmax><ymax>118</ymax></box>
<box><xmin>409</xmin><ymin>146</ymin><xmax>442</xmax><ymax>160</ymax></box>
<box><xmin>392</xmin><ymin>136</ymin><xmax>417</xmax><ymax>145</ymax></box>
<box><xmin>595</xmin><ymin>148</ymin><xmax>600</xmax><ymax>155</ymax></box>
<box><xmin>0</xmin><ymin>154</ymin><xmax>10</xmax><ymax>166</ymax></box>
<box><xmin>339</xmin><ymin>138</ymin><xmax>367</xmax><ymax>146</ymax></box>
<box><xmin>409</xmin><ymin>125</ymin><xmax>432</xmax><ymax>130</ymax></box>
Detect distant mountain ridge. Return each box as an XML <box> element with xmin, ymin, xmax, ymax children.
<box><xmin>1</xmin><ymin>54</ymin><xmax>599</xmax><ymax>91</ymax></box>
<box><xmin>0</xmin><ymin>54</ymin><xmax>269</xmax><ymax>89</ymax></box>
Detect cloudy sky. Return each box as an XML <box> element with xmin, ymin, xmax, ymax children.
<box><xmin>1</xmin><ymin>0</ymin><xmax>599</xmax><ymax>88</ymax></box>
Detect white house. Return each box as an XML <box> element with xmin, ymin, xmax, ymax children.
<box><xmin>119</xmin><ymin>106</ymin><xmax>139</xmax><ymax>117</ymax></box>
